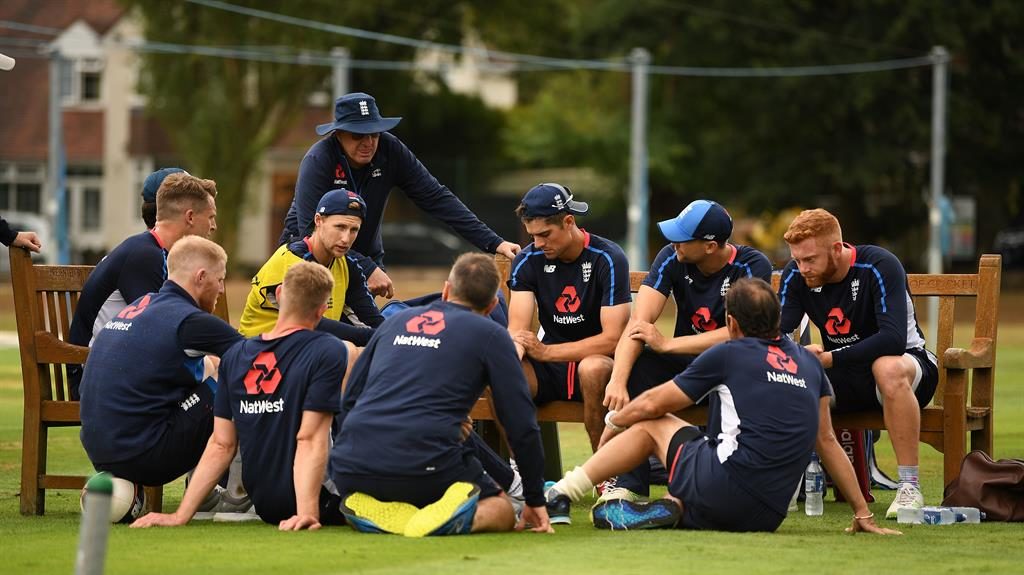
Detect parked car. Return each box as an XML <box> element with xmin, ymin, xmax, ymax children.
<box><xmin>379</xmin><ymin>222</ymin><xmax>478</xmax><ymax>267</ymax></box>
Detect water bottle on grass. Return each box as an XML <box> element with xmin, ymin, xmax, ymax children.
<box><xmin>804</xmin><ymin>453</ymin><xmax>824</xmax><ymax>516</ymax></box>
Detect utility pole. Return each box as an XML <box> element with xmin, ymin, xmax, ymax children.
<box><xmin>627</xmin><ymin>47</ymin><xmax>651</xmax><ymax>269</ymax></box>
<box><xmin>48</xmin><ymin>46</ymin><xmax>69</xmax><ymax>264</ymax></box>
<box><xmin>331</xmin><ymin>47</ymin><xmax>350</xmax><ymax>102</ymax></box>
<box><xmin>927</xmin><ymin>46</ymin><xmax>949</xmax><ymax>347</ymax></box>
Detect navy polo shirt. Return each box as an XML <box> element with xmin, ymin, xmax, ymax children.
<box><xmin>509</xmin><ymin>231</ymin><xmax>631</xmax><ymax>344</ymax></box>
<box><xmin>644</xmin><ymin>243</ymin><xmax>772</xmax><ymax>337</ymax></box>
<box><xmin>80</xmin><ymin>281</ymin><xmax>242</xmax><ymax>465</ymax></box>
<box><xmin>778</xmin><ymin>244</ymin><xmax>927</xmax><ymax>368</ymax></box>
<box><xmin>674</xmin><ymin>336</ymin><xmax>830</xmax><ymax>515</ymax></box>
<box><xmin>281</xmin><ymin>132</ymin><xmax>504</xmax><ymax>274</ymax></box>
<box><xmin>331</xmin><ymin>300</ymin><xmax>546</xmax><ymax>507</ymax></box>
<box><xmin>216</xmin><ymin>329</ymin><xmax>346</xmax><ymax>524</ymax></box>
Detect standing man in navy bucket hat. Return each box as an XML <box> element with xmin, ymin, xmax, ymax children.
<box><xmin>280</xmin><ymin>92</ymin><xmax>521</xmax><ymax>299</ymax></box>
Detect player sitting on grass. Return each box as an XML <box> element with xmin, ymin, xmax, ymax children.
<box><xmin>80</xmin><ymin>237</ymin><xmax>241</xmax><ymax>491</ymax></box>
<box><xmin>331</xmin><ymin>253</ymin><xmax>552</xmax><ymax>536</ymax></box>
<box><xmin>546</xmin><ymin>278</ymin><xmax>900</xmax><ymax>535</ymax></box>
<box><xmin>239</xmin><ymin>188</ymin><xmax>382</xmax><ymax>346</ymax></box>
<box><xmin>133</xmin><ymin>261</ymin><xmax>351</xmax><ymax>530</ymax></box>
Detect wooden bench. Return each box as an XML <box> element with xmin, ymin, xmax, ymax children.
<box><xmin>474</xmin><ymin>253</ymin><xmax>1001</xmax><ymax>487</ymax></box>
<box><xmin>11</xmin><ymin>246</ymin><xmax>231</xmax><ymax>515</ymax></box>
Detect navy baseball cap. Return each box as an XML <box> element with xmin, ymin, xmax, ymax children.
<box><xmin>142</xmin><ymin>168</ymin><xmax>186</xmax><ymax>203</ymax></box>
<box><xmin>316</xmin><ymin>189</ymin><xmax>366</xmax><ymax>220</ymax></box>
<box><xmin>519</xmin><ymin>183</ymin><xmax>589</xmax><ymax>218</ymax></box>
<box><xmin>315</xmin><ymin>92</ymin><xmax>402</xmax><ymax>136</ymax></box>
<box><xmin>657</xmin><ymin>200</ymin><xmax>732</xmax><ymax>243</ymax></box>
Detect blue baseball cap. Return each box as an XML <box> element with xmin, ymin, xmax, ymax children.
<box><xmin>657</xmin><ymin>200</ymin><xmax>732</xmax><ymax>243</ymax></box>
<box><xmin>518</xmin><ymin>183</ymin><xmax>589</xmax><ymax>218</ymax></box>
<box><xmin>315</xmin><ymin>92</ymin><xmax>402</xmax><ymax>136</ymax></box>
<box><xmin>316</xmin><ymin>189</ymin><xmax>366</xmax><ymax>220</ymax></box>
<box><xmin>142</xmin><ymin>167</ymin><xmax>186</xmax><ymax>203</ymax></box>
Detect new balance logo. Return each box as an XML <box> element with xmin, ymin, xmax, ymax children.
<box><xmin>244</xmin><ymin>351</ymin><xmax>282</xmax><ymax>395</ymax></box>
<box><xmin>544</xmin><ymin>265</ymin><xmax>556</xmax><ymax>273</ymax></box>
<box><xmin>371</xmin><ymin>168</ymin><xmax>382</xmax><ymax>178</ymax></box>
<box><xmin>359</xmin><ymin>100</ymin><xmax>370</xmax><ymax>116</ymax></box>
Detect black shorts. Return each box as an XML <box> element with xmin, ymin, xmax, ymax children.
<box><xmin>528</xmin><ymin>358</ymin><xmax>581</xmax><ymax>404</ymax></box>
<box><xmin>96</xmin><ymin>385</ymin><xmax>214</xmax><ymax>486</ymax></box>
<box><xmin>826</xmin><ymin>347</ymin><xmax>939</xmax><ymax>413</ymax></box>
<box><xmin>627</xmin><ymin>349</ymin><xmax>695</xmax><ymax>397</ymax></box>
<box><xmin>333</xmin><ymin>452</ymin><xmax>503</xmax><ymax>508</ymax></box>
<box><xmin>666</xmin><ymin>426</ymin><xmax>785</xmax><ymax>532</ymax></box>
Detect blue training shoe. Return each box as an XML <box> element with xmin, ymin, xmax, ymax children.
<box><xmin>403</xmin><ymin>482</ymin><xmax>480</xmax><ymax>537</ymax></box>
<box><xmin>591</xmin><ymin>499</ymin><xmax>681</xmax><ymax>530</ymax></box>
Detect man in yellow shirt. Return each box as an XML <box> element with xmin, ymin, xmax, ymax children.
<box><xmin>240</xmin><ymin>189</ymin><xmax>383</xmax><ymax>344</ymax></box>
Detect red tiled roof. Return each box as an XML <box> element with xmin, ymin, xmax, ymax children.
<box><xmin>1</xmin><ymin>0</ymin><xmax>125</xmax><ymax>36</ymax></box>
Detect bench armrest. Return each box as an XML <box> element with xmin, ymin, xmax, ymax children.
<box><xmin>942</xmin><ymin>337</ymin><xmax>994</xmax><ymax>370</ymax></box>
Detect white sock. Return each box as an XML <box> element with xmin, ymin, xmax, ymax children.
<box><xmin>554</xmin><ymin>466</ymin><xmax>594</xmax><ymax>502</ymax></box>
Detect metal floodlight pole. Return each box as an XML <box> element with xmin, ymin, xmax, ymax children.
<box><xmin>927</xmin><ymin>46</ymin><xmax>949</xmax><ymax>346</ymax></box>
<box><xmin>628</xmin><ymin>47</ymin><xmax>651</xmax><ymax>269</ymax></box>
<box><xmin>48</xmin><ymin>47</ymin><xmax>69</xmax><ymax>264</ymax></box>
<box><xmin>331</xmin><ymin>46</ymin><xmax>350</xmax><ymax>101</ymax></box>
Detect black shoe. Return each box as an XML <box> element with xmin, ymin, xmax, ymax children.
<box><xmin>545</xmin><ymin>486</ymin><xmax>572</xmax><ymax>525</ymax></box>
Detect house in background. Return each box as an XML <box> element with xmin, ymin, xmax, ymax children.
<box><xmin>0</xmin><ymin>0</ymin><xmax>525</xmax><ymax>269</ymax></box>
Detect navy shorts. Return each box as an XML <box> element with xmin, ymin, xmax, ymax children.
<box><xmin>334</xmin><ymin>452</ymin><xmax>503</xmax><ymax>509</ymax></box>
<box><xmin>826</xmin><ymin>347</ymin><xmax>939</xmax><ymax>413</ymax></box>
<box><xmin>667</xmin><ymin>426</ymin><xmax>785</xmax><ymax>532</ymax></box>
<box><xmin>96</xmin><ymin>385</ymin><xmax>213</xmax><ymax>486</ymax></box>
<box><xmin>626</xmin><ymin>349</ymin><xmax>695</xmax><ymax>397</ymax></box>
<box><xmin>528</xmin><ymin>358</ymin><xmax>582</xmax><ymax>404</ymax></box>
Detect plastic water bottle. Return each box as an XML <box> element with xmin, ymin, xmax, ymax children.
<box><xmin>898</xmin><ymin>506</ymin><xmax>985</xmax><ymax>525</ymax></box>
<box><xmin>804</xmin><ymin>454</ymin><xmax>824</xmax><ymax>516</ymax></box>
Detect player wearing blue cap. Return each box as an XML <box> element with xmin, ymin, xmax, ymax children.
<box><xmin>779</xmin><ymin>208</ymin><xmax>938</xmax><ymax>520</ymax></box>
<box><xmin>589</xmin><ymin>200</ymin><xmax>772</xmax><ymax>512</ymax></box>
<box><xmin>508</xmin><ymin>183</ymin><xmax>631</xmax><ymax>454</ymax></box>
<box><xmin>67</xmin><ymin>172</ymin><xmax>218</xmax><ymax>399</ymax></box>
<box><xmin>133</xmin><ymin>261</ymin><xmax>350</xmax><ymax>530</ymax></box>
<box><xmin>241</xmin><ymin>189</ymin><xmax>383</xmax><ymax>346</ymax></box>
<box><xmin>331</xmin><ymin>254</ymin><xmax>552</xmax><ymax>536</ymax></box>
<box><xmin>280</xmin><ymin>92</ymin><xmax>521</xmax><ymax>299</ymax></box>
<box><xmin>80</xmin><ymin>236</ymin><xmax>243</xmax><ymax>488</ymax></box>
<box><xmin>547</xmin><ymin>278</ymin><xmax>899</xmax><ymax>535</ymax></box>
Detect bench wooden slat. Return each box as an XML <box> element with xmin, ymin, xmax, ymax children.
<box><xmin>34</xmin><ymin>332</ymin><xmax>89</xmax><ymax>364</ymax></box>
<box><xmin>39</xmin><ymin>475</ymin><xmax>87</xmax><ymax>490</ymax></box>
<box><xmin>39</xmin><ymin>400</ymin><xmax>81</xmax><ymax>422</ymax></box>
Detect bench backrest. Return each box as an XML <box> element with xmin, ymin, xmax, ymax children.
<box><xmin>10</xmin><ymin>247</ymin><xmax>232</xmax><ymax>405</ymax></box>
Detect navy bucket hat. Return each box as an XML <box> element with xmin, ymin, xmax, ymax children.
<box><xmin>315</xmin><ymin>92</ymin><xmax>402</xmax><ymax>136</ymax></box>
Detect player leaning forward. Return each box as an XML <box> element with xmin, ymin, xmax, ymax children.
<box><xmin>332</xmin><ymin>254</ymin><xmax>552</xmax><ymax>536</ymax></box>
<box><xmin>134</xmin><ymin>261</ymin><xmax>351</xmax><ymax>529</ymax></box>
<box><xmin>546</xmin><ymin>278</ymin><xmax>899</xmax><ymax>534</ymax></box>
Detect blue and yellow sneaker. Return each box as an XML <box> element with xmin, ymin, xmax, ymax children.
<box><xmin>403</xmin><ymin>482</ymin><xmax>480</xmax><ymax>537</ymax></box>
<box><xmin>545</xmin><ymin>483</ymin><xmax>572</xmax><ymax>525</ymax></box>
<box><xmin>591</xmin><ymin>499</ymin><xmax>680</xmax><ymax>530</ymax></box>
<box><xmin>340</xmin><ymin>492</ymin><xmax>418</xmax><ymax>534</ymax></box>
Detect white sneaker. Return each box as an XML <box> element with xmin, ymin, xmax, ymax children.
<box><xmin>885</xmin><ymin>483</ymin><xmax>924</xmax><ymax>520</ymax></box>
<box><xmin>595</xmin><ymin>477</ymin><xmax>644</xmax><ymax>504</ymax></box>
<box><xmin>213</xmin><ymin>503</ymin><xmax>260</xmax><ymax>523</ymax></box>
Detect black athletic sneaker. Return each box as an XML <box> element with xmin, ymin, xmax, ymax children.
<box><xmin>592</xmin><ymin>499</ymin><xmax>680</xmax><ymax>530</ymax></box>
<box><xmin>545</xmin><ymin>486</ymin><xmax>572</xmax><ymax>525</ymax></box>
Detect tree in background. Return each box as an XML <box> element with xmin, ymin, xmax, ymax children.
<box><xmin>123</xmin><ymin>0</ymin><xmax>551</xmax><ymax>261</ymax></box>
<box><xmin>500</xmin><ymin>0</ymin><xmax>1024</xmax><ymax>268</ymax></box>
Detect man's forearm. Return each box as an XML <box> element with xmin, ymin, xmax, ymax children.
<box><xmin>817</xmin><ymin>432</ymin><xmax>872</xmax><ymax>517</ymax></box>
<box><xmin>608</xmin><ymin>331</ymin><xmax>645</xmax><ymax>386</ymax></box>
<box><xmin>293</xmin><ymin>437</ymin><xmax>328</xmax><ymax>518</ymax></box>
<box><xmin>178</xmin><ymin>440</ymin><xmax>236</xmax><ymax>521</ymax></box>
<box><xmin>535</xmin><ymin>333</ymin><xmax>618</xmax><ymax>362</ymax></box>
<box><xmin>658</xmin><ymin>327</ymin><xmax>729</xmax><ymax>356</ymax></box>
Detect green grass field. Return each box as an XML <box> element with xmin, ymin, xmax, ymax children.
<box><xmin>1</xmin><ymin>322</ymin><xmax>1023</xmax><ymax>574</ymax></box>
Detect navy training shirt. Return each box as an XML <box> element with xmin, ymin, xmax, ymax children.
<box><xmin>215</xmin><ymin>329</ymin><xmax>346</xmax><ymax>525</ymax></box>
<box><xmin>331</xmin><ymin>300</ymin><xmax>547</xmax><ymax>507</ymax></box>
<box><xmin>280</xmin><ymin>133</ymin><xmax>504</xmax><ymax>275</ymax></box>
<box><xmin>509</xmin><ymin>230</ymin><xmax>631</xmax><ymax>344</ymax></box>
<box><xmin>643</xmin><ymin>243</ymin><xmax>772</xmax><ymax>337</ymax></box>
<box><xmin>778</xmin><ymin>244</ymin><xmax>927</xmax><ymax>368</ymax></box>
<box><xmin>79</xmin><ymin>281</ymin><xmax>242</xmax><ymax>465</ymax></box>
<box><xmin>673</xmin><ymin>336</ymin><xmax>830</xmax><ymax>515</ymax></box>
